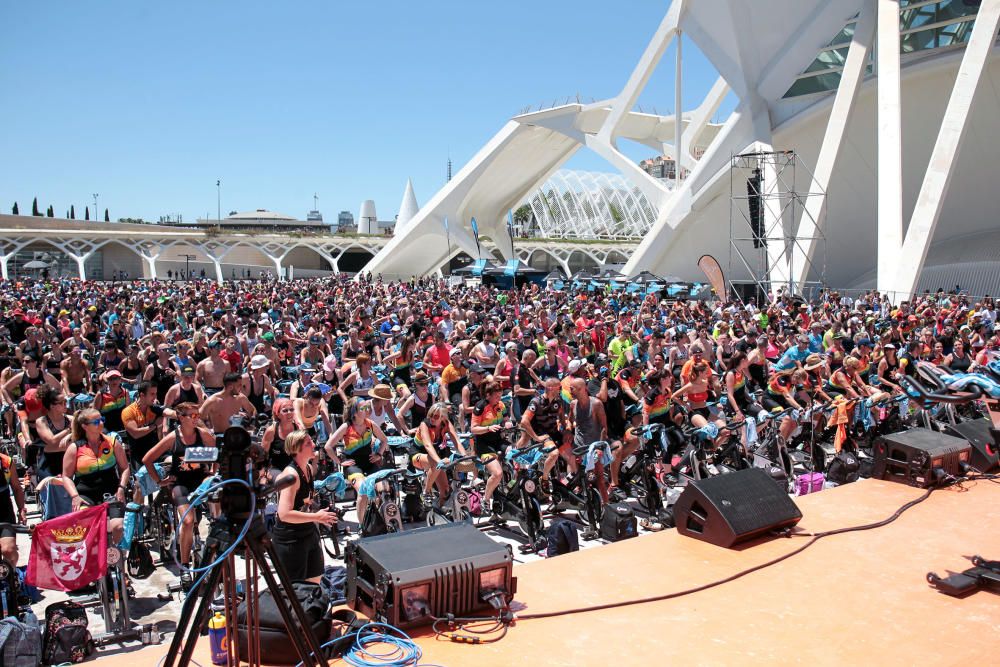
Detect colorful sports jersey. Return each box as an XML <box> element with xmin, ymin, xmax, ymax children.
<box><xmin>75</xmin><ymin>434</ymin><xmax>117</xmax><ymax>476</ymax></box>
<box><xmin>343</xmin><ymin>419</ymin><xmax>375</xmax><ymax>455</ymax></box>
<box><xmin>643</xmin><ymin>389</ymin><xmax>671</xmax><ymax>423</ymax></box>
<box><xmin>472</xmin><ymin>400</ymin><xmax>505</xmax><ymax>429</ymax></box>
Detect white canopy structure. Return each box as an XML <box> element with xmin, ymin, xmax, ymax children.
<box><xmin>362</xmin><ymin>0</ymin><xmax>1000</xmax><ymax>300</ymax></box>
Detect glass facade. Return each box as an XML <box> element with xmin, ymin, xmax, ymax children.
<box><xmin>783</xmin><ymin>0</ymin><xmax>984</xmax><ymax>99</ymax></box>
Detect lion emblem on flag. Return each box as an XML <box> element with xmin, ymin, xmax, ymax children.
<box><xmin>50</xmin><ymin>524</ymin><xmax>89</xmax><ymax>583</ymax></box>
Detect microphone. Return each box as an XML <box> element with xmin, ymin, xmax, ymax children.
<box><xmin>259</xmin><ymin>473</ymin><xmax>298</xmax><ymax>497</ymax></box>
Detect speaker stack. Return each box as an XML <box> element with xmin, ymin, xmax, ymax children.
<box><xmin>672</xmin><ymin>468</ymin><xmax>802</xmax><ymax>548</ymax></box>
<box><xmin>943</xmin><ymin>419</ymin><xmax>1000</xmax><ymax>473</ymax></box>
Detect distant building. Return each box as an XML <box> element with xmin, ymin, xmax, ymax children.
<box><xmin>182</xmin><ymin>209</ymin><xmax>330</xmax><ymax>232</ymax></box>
<box><xmin>337</xmin><ymin>211</ymin><xmax>355</xmax><ymax>232</ymax></box>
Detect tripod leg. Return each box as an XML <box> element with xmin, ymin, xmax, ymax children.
<box><xmin>163</xmin><ymin>559</ymin><xmax>225</xmax><ymax>667</ymax></box>
<box><xmin>242</xmin><ymin>534</ymin><xmax>327</xmax><ymax>667</ymax></box>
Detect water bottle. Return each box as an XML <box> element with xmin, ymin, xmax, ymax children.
<box><xmin>208</xmin><ymin>612</ymin><xmax>227</xmax><ymax>665</ymax></box>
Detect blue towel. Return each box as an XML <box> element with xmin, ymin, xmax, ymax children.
<box><xmin>696</xmin><ymin>422</ymin><xmax>719</xmax><ymax>440</ymax></box>
<box><xmin>40</xmin><ymin>484</ymin><xmax>74</xmax><ymax>521</ymax></box>
<box><xmin>357</xmin><ymin>468</ymin><xmax>396</xmax><ymax>499</ymax></box>
<box><xmin>191</xmin><ymin>474</ymin><xmax>221</xmax><ymax>506</ymax></box>
<box><xmin>133</xmin><ymin>462</ymin><xmax>166</xmax><ymax>497</ymax></box>
<box><xmin>583</xmin><ymin>442</ymin><xmax>612</xmax><ymax>473</ymax></box>
<box><xmin>119</xmin><ymin>502</ymin><xmax>145</xmax><ymax>551</ymax></box>
<box><xmin>744</xmin><ymin>419</ymin><xmax>758</xmax><ymax>445</ymax></box>
<box><xmin>314</xmin><ymin>472</ymin><xmax>347</xmax><ymax>498</ymax></box>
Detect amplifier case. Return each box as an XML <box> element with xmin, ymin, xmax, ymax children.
<box><xmin>872</xmin><ymin>428</ymin><xmax>971</xmax><ymax>488</ymax></box>
<box><xmin>346</xmin><ymin>522</ymin><xmax>515</xmax><ymax>628</ymax></box>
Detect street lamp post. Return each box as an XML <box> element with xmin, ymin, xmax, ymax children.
<box><xmin>181</xmin><ymin>254</ymin><xmax>196</xmax><ymax>281</ymax></box>
<box><xmin>92</xmin><ymin>194</ymin><xmax>99</xmax><ymax>221</ymax></box>
<box><xmin>216</xmin><ymin>180</ymin><xmax>221</xmax><ymax>222</ymax></box>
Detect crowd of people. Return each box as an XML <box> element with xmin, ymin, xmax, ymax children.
<box><xmin>0</xmin><ymin>272</ymin><xmax>997</xmax><ymax>587</ymax></box>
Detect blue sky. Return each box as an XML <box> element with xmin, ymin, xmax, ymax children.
<box><xmin>1</xmin><ymin>1</ymin><xmax>731</xmax><ymax>224</ymax></box>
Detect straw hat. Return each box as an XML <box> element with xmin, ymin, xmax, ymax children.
<box><xmin>368</xmin><ymin>384</ymin><xmax>393</xmax><ymax>401</ymax></box>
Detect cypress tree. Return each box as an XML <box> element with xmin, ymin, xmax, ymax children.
<box><xmin>32</xmin><ymin>197</ymin><xmax>40</xmax><ymax>216</ymax></box>
<box><xmin>47</xmin><ymin>205</ymin><xmax>54</xmax><ymax>217</ymax></box>
<box><xmin>70</xmin><ymin>205</ymin><xmax>75</xmax><ymax>219</ymax></box>
<box><xmin>85</xmin><ymin>206</ymin><xmax>90</xmax><ymax>221</ymax></box>
<box><xmin>104</xmin><ymin>208</ymin><xmax>110</xmax><ymax>222</ymax></box>
<box><xmin>11</xmin><ymin>202</ymin><xmax>18</xmax><ymax>215</ymax></box>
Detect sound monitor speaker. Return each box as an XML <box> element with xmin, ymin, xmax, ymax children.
<box><xmin>345</xmin><ymin>522</ymin><xmax>515</xmax><ymax>629</ymax></box>
<box><xmin>872</xmin><ymin>428</ymin><xmax>972</xmax><ymax>488</ymax></box>
<box><xmin>943</xmin><ymin>419</ymin><xmax>999</xmax><ymax>473</ymax></box>
<box><xmin>673</xmin><ymin>468</ymin><xmax>802</xmax><ymax>548</ymax></box>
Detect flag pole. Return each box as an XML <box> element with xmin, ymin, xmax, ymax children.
<box><xmin>507</xmin><ymin>209</ymin><xmax>517</xmax><ymax>288</ymax></box>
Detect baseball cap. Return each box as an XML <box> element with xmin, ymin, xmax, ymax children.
<box><xmin>567</xmin><ymin>359</ymin><xmax>584</xmax><ymax>374</ymax></box>
<box><xmin>250</xmin><ymin>354</ymin><xmax>270</xmax><ymax>370</ymax></box>
<box><xmin>261</xmin><ymin>332</ymin><xmax>275</xmax><ymax>342</ymax></box>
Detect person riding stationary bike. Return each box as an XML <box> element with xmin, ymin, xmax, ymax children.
<box><xmin>518</xmin><ymin>377</ymin><xmax>572</xmax><ymax>493</ymax></box>
<box><xmin>142</xmin><ymin>402</ymin><xmax>216</xmax><ymax>589</ymax></box>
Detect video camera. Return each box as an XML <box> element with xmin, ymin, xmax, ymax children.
<box><xmin>216</xmin><ymin>413</ymin><xmax>267</xmax><ymax>515</ymax></box>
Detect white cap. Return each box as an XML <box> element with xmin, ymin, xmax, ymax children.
<box><xmin>250</xmin><ymin>354</ymin><xmax>270</xmax><ymax>370</ymax></box>
<box><xmin>567</xmin><ymin>359</ymin><xmax>584</xmax><ymax>374</ymax></box>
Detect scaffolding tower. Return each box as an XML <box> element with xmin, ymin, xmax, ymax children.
<box><xmin>728</xmin><ymin>150</ymin><xmax>827</xmax><ymax>301</ymax></box>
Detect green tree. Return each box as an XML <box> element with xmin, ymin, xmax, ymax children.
<box><xmin>32</xmin><ymin>197</ymin><xmax>40</xmax><ymax>216</ymax></box>
<box><xmin>85</xmin><ymin>206</ymin><xmax>90</xmax><ymax>221</ymax></box>
<box><xmin>104</xmin><ymin>208</ymin><xmax>109</xmax><ymax>222</ymax></box>
<box><xmin>46</xmin><ymin>205</ymin><xmax>54</xmax><ymax>217</ymax></box>
<box><xmin>70</xmin><ymin>205</ymin><xmax>75</xmax><ymax>219</ymax></box>
<box><xmin>11</xmin><ymin>202</ymin><xmax>18</xmax><ymax>215</ymax></box>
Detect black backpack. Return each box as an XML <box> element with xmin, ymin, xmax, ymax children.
<box><xmin>42</xmin><ymin>601</ymin><xmax>94</xmax><ymax>665</ymax></box>
<box><xmin>237</xmin><ymin>582</ymin><xmax>331</xmax><ymax>665</ymax></box>
<box><xmin>545</xmin><ymin>519</ymin><xmax>580</xmax><ymax>557</ymax></box>
<box><xmin>127</xmin><ymin>540</ymin><xmax>155</xmax><ymax>580</ymax></box>
<box><xmin>827</xmin><ymin>451</ymin><xmax>860</xmax><ymax>485</ymax></box>
<box><xmin>600</xmin><ymin>502</ymin><xmax>638</xmax><ymax>542</ymax></box>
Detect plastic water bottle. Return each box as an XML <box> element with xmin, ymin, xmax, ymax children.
<box><xmin>208</xmin><ymin>612</ymin><xmax>227</xmax><ymax>665</ymax></box>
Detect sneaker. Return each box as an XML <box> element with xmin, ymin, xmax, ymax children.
<box><xmin>490</xmin><ymin>498</ymin><xmax>503</xmax><ymax>516</ymax></box>
<box><xmin>180</xmin><ymin>571</ymin><xmax>193</xmax><ymax>592</ymax></box>
<box><xmin>420</xmin><ymin>493</ymin><xmax>435</xmax><ymax>509</ymax></box>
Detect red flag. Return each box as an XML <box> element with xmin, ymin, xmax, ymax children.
<box><xmin>27</xmin><ymin>504</ymin><xmax>108</xmax><ymax>591</ymax></box>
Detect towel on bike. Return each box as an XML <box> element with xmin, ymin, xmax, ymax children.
<box><xmin>132</xmin><ymin>462</ymin><xmax>166</xmax><ymax>497</ymax></box>
<box><xmin>190</xmin><ymin>474</ymin><xmax>221</xmax><ymax>506</ymax></box>
<box><xmin>826</xmin><ymin>398</ymin><xmax>852</xmax><ymax>453</ymax></box>
<box><xmin>26</xmin><ymin>504</ymin><xmax>108</xmax><ymax>592</ymax></box>
<box><xmin>357</xmin><ymin>468</ymin><xmax>397</xmax><ymax>499</ymax></box>
<box><xmin>507</xmin><ymin>447</ymin><xmax>545</xmax><ymax>467</ymax></box>
<box><xmin>314</xmin><ymin>472</ymin><xmax>347</xmax><ymax>498</ymax></box>
<box><xmin>35</xmin><ymin>479</ymin><xmax>73</xmax><ymax>521</ymax></box>
<box><xmin>583</xmin><ymin>441</ymin><xmax>613</xmax><ymax>473</ymax></box>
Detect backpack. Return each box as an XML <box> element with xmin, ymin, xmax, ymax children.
<box><xmin>827</xmin><ymin>451</ymin><xmax>860</xmax><ymax>485</ymax></box>
<box><xmin>127</xmin><ymin>540</ymin><xmax>155</xmax><ymax>580</ymax></box>
<box><xmin>545</xmin><ymin>519</ymin><xmax>579</xmax><ymax>557</ymax></box>
<box><xmin>42</xmin><ymin>601</ymin><xmax>94</xmax><ymax>665</ymax></box>
<box><xmin>0</xmin><ymin>614</ymin><xmax>43</xmax><ymax>667</ymax></box>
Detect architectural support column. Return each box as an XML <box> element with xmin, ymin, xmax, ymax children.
<box><xmin>73</xmin><ymin>253</ymin><xmax>90</xmax><ymax>281</ymax></box>
<box><xmin>790</xmin><ymin>0</ymin><xmax>876</xmax><ymax>289</ymax></box>
<box><xmin>212</xmin><ymin>258</ymin><xmax>224</xmax><ymax>285</ymax></box>
<box><xmin>888</xmin><ymin>0</ymin><xmax>1000</xmax><ymax>297</ymax></box>
<box><xmin>674</xmin><ymin>28</ymin><xmax>683</xmax><ymax>185</ymax></box>
<box><xmin>875</xmin><ymin>0</ymin><xmax>904</xmax><ymax>297</ymax></box>
<box><xmin>0</xmin><ymin>255</ymin><xmax>9</xmax><ymax>281</ymax></box>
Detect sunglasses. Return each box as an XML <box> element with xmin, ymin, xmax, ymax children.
<box><xmin>84</xmin><ymin>418</ymin><xmax>105</xmax><ymax>426</ymax></box>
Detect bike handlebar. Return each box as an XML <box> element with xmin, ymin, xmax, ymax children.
<box><xmin>572</xmin><ymin>440</ymin><xmax>610</xmax><ymax>457</ymax></box>
<box><xmin>900</xmin><ymin>376</ymin><xmax>983</xmax><ymax>405</ymax></box>
<box><xmin>438</xmin><ymin>454</ymin><xmax>478</xmax><ymax>471</ymax></box>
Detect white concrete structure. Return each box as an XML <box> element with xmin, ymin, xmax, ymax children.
<box><xmin>396</xmin><ymin>179</ymin><xmax>419</xmax><ymax>231</ymax></box>
<box><xmin>358</xmin><ymin>200</ymin><xmax>377</xmax><ymax>235</ymax></box>
<box><xmin>363</xmin><ymin>0</ymin><xmax>1000</xmax><ymax>300</ymax></box>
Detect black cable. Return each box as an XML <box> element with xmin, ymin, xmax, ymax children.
<box><xmin>517</xmin><ymin>485</ymin><xmax>937</xmax><ymax>621</ymax></box>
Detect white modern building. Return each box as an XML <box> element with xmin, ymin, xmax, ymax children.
<box><xmin>363</xmin><ymin>0</ymin><xmax>1000</xmax><ymax>300</ymax></box>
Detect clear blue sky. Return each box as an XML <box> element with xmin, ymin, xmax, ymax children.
<box><xmin>1</xmin><ymin>1</ymin><xmax>731</xmax><ymax>224</ymax></box>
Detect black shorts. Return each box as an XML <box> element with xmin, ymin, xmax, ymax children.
<box><xmin>77</xmin><ymin>496</ymin><xmax>126</xmax><ymax>520</ymax></box>
<box><xmin>272</xmin><ymin>525</ymin><xmax>323</xmax><ymax>581</ymax></box>
<box><xmin>761</xmin><ymin>394</ymin><xmax>790</xmax><ymax>413</ymax></box>
<box><xmin>690</xmin><ymin>406</ymin><xmax>711</xmax><ymax>421</ymax></box>
<box><xmin>0</xmin><ymin>495</ymin><xmax>16</xmax><ymax>531</ymax></box>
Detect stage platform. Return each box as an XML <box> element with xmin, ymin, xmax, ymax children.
<box><xmin>101</xmin><ymin>478</ymin><xmax>1000</xmax><ymax>666</ymax></box>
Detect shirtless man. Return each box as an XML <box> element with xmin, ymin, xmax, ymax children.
<box><xmin>196</xmin><ymin>340</ymin><xmax>229</xmax><ymax>395</ymax></box>
<box><xmin>200</xmin><ymin>372</ymin><xmax>256</xmax><ymax>436</ymax></box>
<box><xmin>60</xmin><ymin>346</ymin><xmax>92</xmax><ymax>395</ymax></box>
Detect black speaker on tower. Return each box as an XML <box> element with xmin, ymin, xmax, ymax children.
<box><xmin>746</xmin><ymin>167</ymin><xmax>765</xmax><ymax>248</ymax></box>
<box><xmin>943</xmin><ymin>419</ymin><xmax>999</xmax><ymax>473</ymax></box>
<box><xmin>673</xmin><ymin>468</ymin><xmax>802</xmax><ymax>548</ymax></box>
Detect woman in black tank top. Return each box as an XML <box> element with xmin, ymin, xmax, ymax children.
<box><xmin>261</xmin><ymin>398</ymin><xmax>297</xmax><ymax>478</ymax></box>
<box><xmin>271</xmin><ymin>430</ymin><xmax>338</xmax><ymax>582</ymax></box>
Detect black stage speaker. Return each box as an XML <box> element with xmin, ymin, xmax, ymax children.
<box><xmin>345</xmin><ymin>522</ymin><xmax>515</xmax><ymax>629</ymax></box>
<box><xmin>673</xmin><ymin>468</ymin><xmax>802</xmax><ymax>548</ymax></box>
<box><xmin>872</xmin><ymin>428</ymin><xmax>972</xmax><ymax>488</ymax></box>
<box><xmin>943</xmin><ymin>419</ymin><xmax>1000</xmax><ymax>473</ymax></box>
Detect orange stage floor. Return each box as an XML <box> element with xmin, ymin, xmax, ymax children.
<box><xmin>101</xmin><ymin>478</ymin><xmax>1000</xmax><ymax>666</ymax></box>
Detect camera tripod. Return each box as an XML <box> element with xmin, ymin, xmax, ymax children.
<box><xmin>163</xmin><ymin>508</ymin><xmax>328</xmax><ymax>667</ymax></box>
